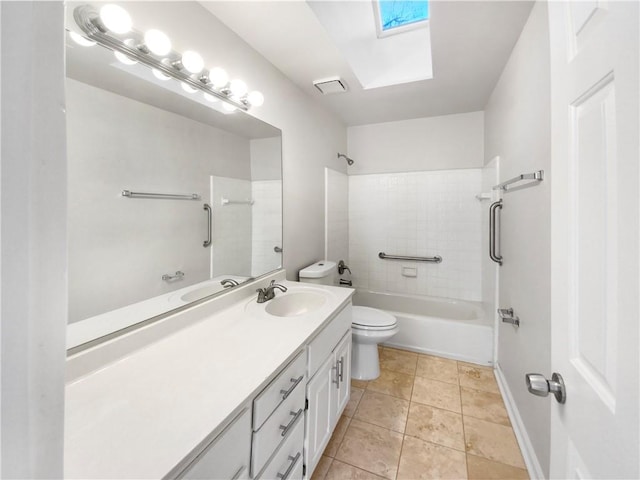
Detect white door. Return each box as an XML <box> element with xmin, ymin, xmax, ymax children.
<box><xmin>548</xmin><ymin>1</ymin><xmax>639</xmax><ymax>478</ymax></box>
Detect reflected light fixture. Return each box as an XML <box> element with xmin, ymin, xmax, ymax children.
<box><xmin>73</xmin><ymin>3</ymin><xmax>264</xmax><ymax>112</ymax></box>
<box><xmin>69</xmin><ymin>30</ymin><xmax>96</xmax><ymax>47</ymax></box>
<box><xmin>144</xmin><ymin>29</ymin><xmax>171</xmax><ymax>56</ymax></box>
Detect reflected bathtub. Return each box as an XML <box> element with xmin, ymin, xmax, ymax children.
<box><xmin>352</xmin><ymin>290</ymin><xmax>493</xmax><ymax>365</ymax></box>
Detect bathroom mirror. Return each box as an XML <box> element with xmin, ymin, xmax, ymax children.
<box><xmin>65</xmin><ymin>23</ymin><xmax>282</xmax><ymax>350</ymax></box>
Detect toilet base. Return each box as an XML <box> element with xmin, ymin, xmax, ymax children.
<box><xmin>351</xmin><ymin>343</ymin><xmax>381</xmax><ymax>380</ymax></box>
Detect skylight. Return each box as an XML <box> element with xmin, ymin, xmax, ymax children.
<box><xmin>374</xmin><ymin>0</ymin><xmax>429</xmax><ymax>37</ymax></box>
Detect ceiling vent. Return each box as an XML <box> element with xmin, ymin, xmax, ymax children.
<box><xmin>313</xmin><ymin>77</ymin><xmax>348</xmax><ymax>95</ymax></box>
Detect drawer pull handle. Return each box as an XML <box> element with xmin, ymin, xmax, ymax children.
<box><xmin>276</xmin><ymin>452</ymin><xmax>301</xmax><ymax>480</ymax></box>
<box><xmin>280</xmin><ymin>375</ymin><xmax>304</xmax><ymax>400</ymax></box>
<box><xmin>231</xmin><ymin>465</ymin><xmax>245</xmax><ymax>480</ymax></box>
<box><xmin>279</xmin><ymin>408</ymin><xmax>303</xmax><ymax>437</ymax></box>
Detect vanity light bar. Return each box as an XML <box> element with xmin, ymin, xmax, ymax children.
<box><xmin>73</xmin><ymin>4</ymin><xmax>263</xmax><ymax>112</ymax></box>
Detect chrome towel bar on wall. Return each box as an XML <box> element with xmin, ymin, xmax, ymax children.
<box><xmin>489</xmin><ymin>200</ymin><xmax>503</xmax><ymax>265</ymax></box>
<box><xmin>492</xmin><ymin>170</ymin><xmax>544</xmax><ymax>193</ymax></box>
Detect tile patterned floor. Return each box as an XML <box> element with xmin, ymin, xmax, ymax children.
<box><xmin>312</xmin><ymin>347</ymin><xmax>529</xmax><ymax>480</ymax></box>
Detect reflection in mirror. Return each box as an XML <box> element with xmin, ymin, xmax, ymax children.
<box><xmin>65</xmin><ymin>7</ymin><xmax>282</xmax><ymax>350</ymax></box>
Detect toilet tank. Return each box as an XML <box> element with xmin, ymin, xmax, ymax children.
<box><xmin>299</xmin><ymin>261</ymin><xmax>337</xmax><ymax>286</ymax></box>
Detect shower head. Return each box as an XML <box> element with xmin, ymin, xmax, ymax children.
<box><xmin>338</xmin><ymin>153</ymin><xmax>354</xmax><ymax>166</ymax></box>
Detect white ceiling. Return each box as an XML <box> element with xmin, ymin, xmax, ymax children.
<box><xmin>201</xmin><ymin>1</ymin><xmax>534</xmax><ymax>127</ymax></box>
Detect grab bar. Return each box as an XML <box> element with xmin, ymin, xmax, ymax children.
<box><xmin>378</xmin><ymin>252</ymin><xmax>442</xmax><ymax>263</ymax></box>
<box><xmin>203</xmin><ymin>203</ymin><xmax>212</xmax><ymax>247</ymax></box>
<box><xmin>122</xmin><ymin>190</ymin><xmax>200</xmax><ymax>200</ymax></box>
<box><xmin>221</xmin><ymin>197</ymin><xmax>254</xmax><ymax>206</ymax></box>
<box><xmin>489</xmin><ymin>200</ymin><xmax>503</xmax><ymax>265</ymax></box>
<box><xmin>492</xmin><ymin>170</ymin><xmax>544</xmax><ymax>193</ymax></box>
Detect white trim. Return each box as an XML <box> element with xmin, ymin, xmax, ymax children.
<box><xmin>494</xmin><ymin>364</ymin><xmax>545</xmax><ymax>480</ymax></box>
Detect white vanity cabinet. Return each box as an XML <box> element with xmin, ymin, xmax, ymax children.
<box><xmin>304</xmin><ymin>305</ymin><xmax>352</xmax><ymax>478</ymax></box>
<box><xmin>179</xmin><ymin>408</ymin><xmax>252</xmax><ymax>480</ymax></box>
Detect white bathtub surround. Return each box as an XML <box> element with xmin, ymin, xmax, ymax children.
<box><xmin>251</xmin><ymin>180</ymin><xmax>283</xmax><ymax>275</ymax></box>
<box><xmin>64</xmin><ymin>276</ymin><xmax>354</xmax><ymax>478</ymax></box>
<box><xmin>349</xmin><ymin>169</ymin><xmax>483</xmax><ymax>301</ymax></box>
<box><xmin>353</xmin><ymin>290</ymin><xmax>492</xmax><ymax>365</ymax></box>
<box><xmin>325</xmin><ymin>167</ymin><xmax>349</xmax><ymax>264</ymax></box>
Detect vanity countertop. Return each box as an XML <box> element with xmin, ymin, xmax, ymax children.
<box><xmin>64</xmin><ymin>280</ymin><xmax>353</xmax><ymax>479</ymax></box>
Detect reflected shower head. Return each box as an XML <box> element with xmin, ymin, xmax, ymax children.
<box><xmin>338</xmin><ymin>153</ymin><xmax>354</xmax><ymax>166</ymax></box>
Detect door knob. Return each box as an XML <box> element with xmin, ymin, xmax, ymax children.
<box><xmin>525</xmin><ymin>372</ymin><xmax>566</xmax><ymax>404</ymax></box>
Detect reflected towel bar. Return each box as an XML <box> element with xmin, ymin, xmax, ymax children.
<box><xmin>122</xmin><ymin>190</ymin><xmax>200</xmax><ymax>200</ymax></box>
<box><xmin>492</xmin><ymin>170</ymin><xmax>544</xmax><ymax>193</ymax></box>
<box><xmin>378</xmin><ymin>252</ymin><xmax>442</xmax><ymax>263</ymax></box>
<box><xmin>221</xmin><ymin>197</ymin><xmax>254</xmax><ymax>206</ymax></box>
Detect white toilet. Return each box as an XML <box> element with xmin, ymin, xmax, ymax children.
<box><xmin>299</xmin><ymin>261</ymin><xmax>399</xmax><ymax>381</ymax></box>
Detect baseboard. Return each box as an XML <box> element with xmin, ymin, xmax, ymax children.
<box><xmin>494</xmin><ymin>364</ymin><xmax>545</xmax><ymax>479</ymax></box>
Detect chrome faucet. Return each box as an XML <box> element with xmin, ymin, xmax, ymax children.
<box><xmin>338</xmin><ymin>260</ymin><xmax>351</xmax><ymax>275</ymax></box>
<box><xmin>256</xmin><ymin>280</ymin><xmax>288</xmax><ymax>303</ymax></box>
<box><xmin>220</xmin><ymin>278</ymin><xmax>240</xmax><ymax>288</ymax></box>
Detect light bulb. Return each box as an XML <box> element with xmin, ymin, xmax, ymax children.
<box><xmin>222</xmin><ymin>102</ymin><xmax>237</xmax><ymax>113</ymax></box>
<box><xmin>229</xmin><ymin>79</ymin><xmax>248</xmax><ymax>97</ymax></box>
<box><xmin>181</xmin><ymin>82</ymin><xmax>197</xmax><ymax>94</ymax></box>
<box><xmin>99</xmin><ymin>4</ymin><xmax>132</xmax><ymax>34</ymax></box>
<box><xmin>181</xmin><ymin>51</ymin><xmax>204</xmax><ymax>74</ymax></box>
<box><xmin>208</xmin><ymin>67</ymin><xmax>228</xmax><ymax>89</ymax></box>
<box><xmin>152</xmin><ymin>69</ymin><xmax>170</xmax><ymax>81</ymax></box>
<box><xmin>69</xmin><ymin>31</ymin><xmax>96</xmax><ymax>47</ymax></box>
<box><xmin>144</xmin><ymin>29</ymin><xmax>171</xmax><ymax>56</ymax></box>
<box><xmin>114</xmin><ymin>51</ymin><xmax>137</xmax><ymax>65</ymax></box>
<box><xmin>247</xmin><ymin>91</ymin><xmax>264</xmax><ymax>107</ymax></box>
<box><xmin>204</xmin><ymin>93</ymin><xmax>218</xmax><ymax>103</ymax></box>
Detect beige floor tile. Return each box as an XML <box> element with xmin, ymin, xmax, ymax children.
<box><xmin>405</xmin><ymin>402</ymin><xmax>465</xmax><ymax>451</ymax></box>
<box><xmin>324</xmin><ymin>415</ymin><xmax>351</xmax><ymax>457</ymax></box>
<box><xmin>325</xmin><ymin>460</ymin><xmax>386</xmax><ymax>480</ymax></box>
<box><xmin>354</xmin><ymin>390</ymin><xmax>409</xmax><ymax>433</ymax></box>
<box><xmin>416</xmin><ymin>355</ymin><xmax>459</xmax><ymax>384</ymax></box>
<box><xmin>461</xmin><ymin>387</ymin><xmax>510</xmax><ymax>426</ymax></box>
<box><xmin>311</xmin><ymin>456</ymin><xmax>334</xmax><ymax>480</ymax></box>
<box><xmin>352</xmin><ymin>379</ymin><xmax>369</xmax><ymax>389</ymax></box>
<box><xmin>467</xmin><ymin>454</ymin><xmax>529</xmax><ymax>479</ymax></box>
<box><xmin>397</xmin><ymin>435</ymin><xmax>468</xmax><ymax>480</ymax></box>
<box><xmin>463</xmin><ymin>416</ymin><xmax>525</xmax><ymax>469</ymax></box>
<box><xmin>458</xmin><ymin>363</ymin><xmax>499</xmax><ymax>393</ymax></box>
<box><xmin>412</xmin><ymin>376</ymin><xmax>461</xmax><ymax>413</ymax></box>
<box><xmin>379</xmin><ymin>347</ymin><xmax>419</xmax><ymax>375</ymax></box>
<box><xmin>335</xmin><ymin>418</ymin><xmax>403</xmax><ymax>480</ymax></box>
<box><xmin>344</xmin><ymin>387</ymin><xmax>365</xmax><ymax>418</ymax></box>
<box><xmin>367</xmin><ymin>369</ymin><xmax>414</xmax><ymax>400</ymax></box>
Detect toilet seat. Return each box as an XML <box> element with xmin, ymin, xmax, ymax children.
<box><xmin>352</xmin><ymin>306</ymin><xmax>397</xmax><ymax>330</ymax></box>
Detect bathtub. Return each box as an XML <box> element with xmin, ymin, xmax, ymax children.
<box><xmin>352</xmin><ymin>290</ymin><xmax>493</xmax><ymax>366</ymax></box>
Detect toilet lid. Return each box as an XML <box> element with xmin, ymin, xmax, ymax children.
<box><xmin>352</xmin><ymin>306</ymin><xmax>397</xmax><ymax>328</ymax></box>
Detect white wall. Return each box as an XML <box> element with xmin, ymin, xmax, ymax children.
<box><xmin>347</xmin><ymin>111</ymin><xmax>484</xmax><ymax>174</ymax></box>
<box><xmin>251</xmin><ymin>180</ymin><xmax>282</xmax><ymax>275</ymax></box>
<box><xmin>349</xmin><ymin>169</ymin><xmax>483</xmax><ymax>300</ymax></box>
<box><xmin>1</xmin><ymin>2</ymin><xmax>67</xmax><ymax>477</ymax></box>
<box><xmin>325</xmin><ymin>168</ymin><xmax>349</xmax><ymax>270</ymax></box>
<box><xmin>484</xmin><ymin>2</ymin><xmax>551</xmax><ymax>476</ymax></box>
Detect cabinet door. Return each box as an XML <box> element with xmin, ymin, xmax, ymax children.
<box><xmin>304</xmin><ymin>354</ymin><xmax>336</xmax><ymax>476</ymax></box>
<box><xmin>334</xmin><ymin>331</ymin><xmax>352</xmax><ymax>419</ymax></box>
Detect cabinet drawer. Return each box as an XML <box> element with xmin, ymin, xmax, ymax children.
<box><xmin>251</xmin><ymin>378</ymin><xmax>305</xmax><ymax>476</ymax></box>
<box><xmin>253</xmin><ymin>349</ymin><xmax>306</xmax><ymax>430</ymax></box>
<box><xmin>307</xmin><ymin>304</ymin><xmax>352</xmax><ymax>378</ymax></box>
<box><xmin>180</xmin><ymin>408</ymin><xmax>251</xmax><ymax>479</ymax></box>
<box><xmin>256</xmin><ymin>410</ymin><xmax>304</xmax><ymax>480</ymax></box>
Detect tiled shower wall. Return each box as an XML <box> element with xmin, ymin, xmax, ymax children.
<box><xmin>251</xmin><ymin>180</ymin><xmax>283</xmax><ymax>276</ymax></box>
<box><xmin>348</xmin><ymin>169</ymin><xmax>483</xmax><ymax>301</ymax></box>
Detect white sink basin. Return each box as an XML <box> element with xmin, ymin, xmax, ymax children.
<box><xmin>264</xmin><ymin>292</ymin><xmax>327</xmax><ymax>317</ymax></box>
